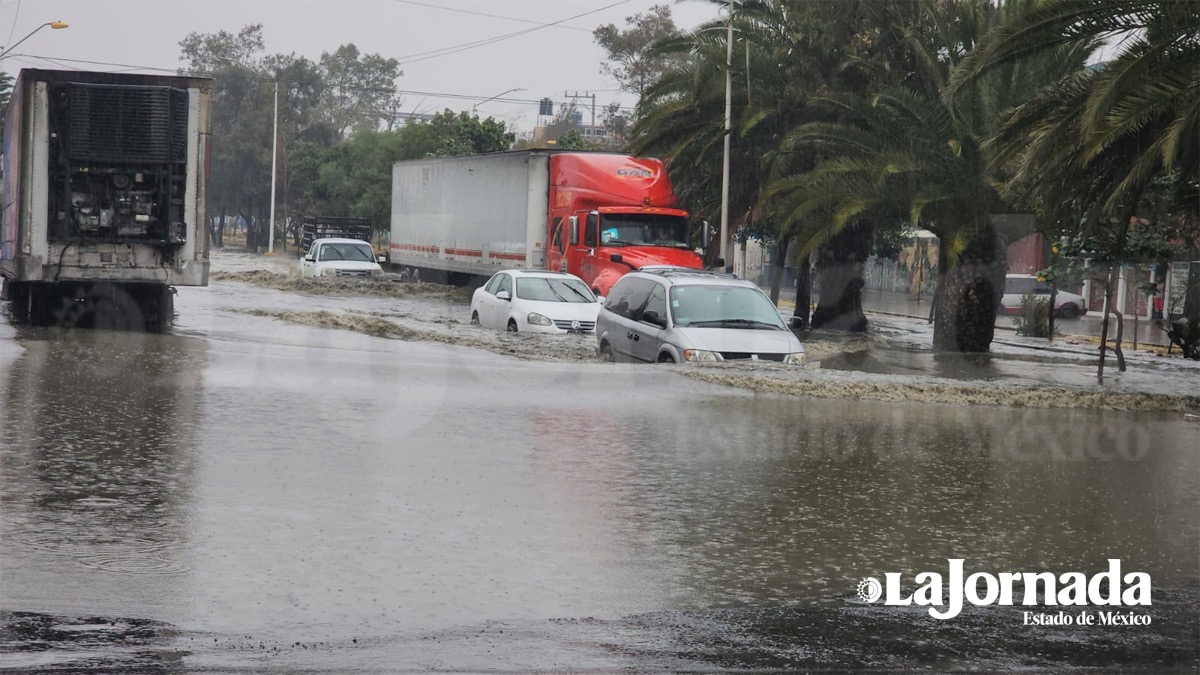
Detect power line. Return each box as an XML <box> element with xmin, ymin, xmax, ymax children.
<box><xmin>391</xmin><ymin>0</ymin><xmax>592</xmax><ymax>33</ymax></box>
<box><xmin>4</xmin><ymin>0</ymin><xmax>22</xmax><ymax>48</ymax></box>
<box><xmin>11</xmin><ymin>54</ymin><xmax>640</xmax><ymax>114</ymax></box>
<box><xmin>13</xmin><ymin>53</ymin><xmax>178</xmax><ymax>73</ymax></box>
<box><xmin>397</xmin><ymin>0</ymin><xmax>628</xmax><ymax>65</ymax></box>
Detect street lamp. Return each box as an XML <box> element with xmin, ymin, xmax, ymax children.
<box><xmin>472</xmin><ymin>87</ymin><xmax>525</xmax><ymax>114</ymax></box>
<box><xmin>0</xmin><ymin>21</ymin><xmax>69</xmax><ymax>60</ymax></box>
<box><xmin>214</xmin><ymin>57</ymin><xmax>279</xmax><ymax>255</ymax></box>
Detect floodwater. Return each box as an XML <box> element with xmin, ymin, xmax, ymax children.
<box><xmin>0</xmin><ymin>276</ymin><xmax>1197</xmax><ymax>672</ymax></box>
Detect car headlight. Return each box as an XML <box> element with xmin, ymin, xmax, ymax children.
<box><xmin>371</xmin><ymin>268</ymin><xmax>383</xmax><ymax>277</ymax></box>
<box><xmin>682</xmin><ymin>349</ymin><xmax>721</xmax><ymax>362</ymax></box>
<box><xmin>783</xmin><ymin>352</ymin><xmax>807</xmax><ymax>365</ymax></box>
<box><xmin>527</xmin><ymin>312</ymin><xmax>553</xmax><ymax>327</ymax></box>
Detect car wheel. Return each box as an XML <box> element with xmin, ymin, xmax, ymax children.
<box><xmin>507</xmin><ymin>319</ymin><xmax>518</xmax><ymax>332</ymax></box>
<box><xmin>1058</xmin><ymin>304</ymin><xmax>1079</xmax><ymax>319</ymax></box>
<box><xmin>598</xmin><ymin>342</ymin><xmax>614</xmax><ymax>361</ymax></box>
<box><xmin>658</xmin><ymin>353</ymin><xmax>676</xmax><ymax>364</ymax></box>
<box><xmin>470</xmin><ymin>310</ymin><xmax>480</xmax><ymax>325</ymax></box>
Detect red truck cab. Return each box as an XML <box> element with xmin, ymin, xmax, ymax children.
<box><xmin>544</xmin><ymin>153</ymin><xmax>703</xmax><ymax>297</ymax></box>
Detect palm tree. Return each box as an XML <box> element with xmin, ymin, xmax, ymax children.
<box><xmin>769</xmin><ymin>0</ymin><xmax>1091</xmax><ymax>352</ymax></box>
<box><xmin>955</xmin><ymin>0</ymin><xmax>1198</xmax><ymax>216</ymax></box>
<box><xmin>631</xmin><ymin>1</ymin><xmax>798</xmax><ymax>277</ymax></box>
<box><xmin>632</xmin><ymin>0</ymin><xmax>902</xmax><ymax>322</ymax></box>
<box><xmin>955</xmin><ymin>0</ymin><xmax>1199</xmax><ymax>372</ymax></box>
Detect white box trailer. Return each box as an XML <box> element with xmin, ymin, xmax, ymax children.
<box><xmin>389</xmin><ymin>152</ymin><xmax>549</xmax><ymax>280</ymax></box>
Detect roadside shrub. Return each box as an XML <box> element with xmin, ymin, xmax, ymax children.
<box><xmin>1012</xmin><ymin>293</ymin><xmax>1056</xmax><ymax>338</ymax></box>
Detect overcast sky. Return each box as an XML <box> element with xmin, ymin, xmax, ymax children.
<box><xmin>3</xmin><ymin>0</ymin><xmax>722</xmax><ymax>134</ymax></box>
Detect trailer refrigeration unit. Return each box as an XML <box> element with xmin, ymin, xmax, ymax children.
<box><xmin>388</xmin><ymin>151</ymin><xmax>708</xmax><ymax>296</ymax></box>
<box><xmin>1</xmin><ymin>69</ymin><xmax>212</xmax><ymax>331</ymax></box>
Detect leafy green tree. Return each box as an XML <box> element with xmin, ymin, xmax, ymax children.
<box><xmin>286</xmin><ymin>110</ymin><xmax>514</xmax><ymax>232</ymax></box>
<box><xmin>426</xmin><ymin>110</ymin><xmax>515</xmax><ymax>156</ymax></box>
<box><xmin>593</xmin><ymin>4</ymin><xmax>683</xmax><ymax>98</ymax></box>
<box><xmin>555</xmin><ymin>129</ymin><xmax>599</xmax><ymax>151</ymax></box>
<box><xmin>317</xmin><ymin>44</ymin><xmax>403</xmax><ymax>138</ymax></box>
<box><xmin>179</xmin><ymin>24</ymin><xmax>275</xmax><ymax>247</ymax></box>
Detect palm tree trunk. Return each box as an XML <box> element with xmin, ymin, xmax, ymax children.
<box><xmin>931</xmin><ymin>224</ymin><xmax>1006</xmax><ymax>352</ymax></box>
<box><xmin>793</xmin><ymin>254</ymin><xmax>811</xmax><ymax>329</ymax></box>
<box><xmin>1098</xmin><ymin>266</ymin><xmax>1115</xmax><ymax>379</ymax></box>
<box><xmin>769</xmin><ymin>235</ymin><xmax>791</xmax><ymax>305</ymax></box>
<box><xmin>810</xmin><ymin>223</ymin><xmax>869</xmax><ymax>332</ymax></box>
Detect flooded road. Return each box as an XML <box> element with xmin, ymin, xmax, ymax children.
<box><xmin>1</xmin><ymin>278</ymin><xmax>1197</xmax><ymax>671</ymax></box>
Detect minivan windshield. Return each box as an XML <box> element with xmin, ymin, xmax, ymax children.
<box><xmin>599</xmin><ymin>214</ymin><xmax>689</xmax><ymax>248</ymax></box>
<box><xmin>516</xmin><ymin>277</ymin><xmax>596</xmax><ymax>303</ymax></box>
<box><xmin>669</xmin><ymin>285</ymin><xmax>787</xmax><ymax>329</ymax></box>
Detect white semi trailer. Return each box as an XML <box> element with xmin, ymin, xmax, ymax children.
<box><xmin>1</xmin><ymin>69</ymin><xmax>212</xmax><ymax>331</ymax></box>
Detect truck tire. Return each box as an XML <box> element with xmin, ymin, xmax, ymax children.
<box><xmin>51</xmin><ymin>283</ymin><xmax>143</xmax><ymax>332</ymax></box>
<box><xmin>142</xmin><ymin>285</ymin><xmax>175</xmax><ymax>333</ymax></box>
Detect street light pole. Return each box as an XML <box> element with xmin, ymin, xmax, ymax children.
<box><xmin>268</xmin><ymin>79</ymin><xmax>278</xmax><ymax>255</ymax></box>
<box><xmin>472</xmin><ymin>87</ymin><xmax>525</xmax><ymax>114</ymax></box>
<box><xmin>0</xmin><ymin>21</ymin><xmax>69</xmax><ymax>60</ymax></box>
<box><xmin>719</xmin><ymin>1</ymin><xmax>733</xmax><ymax>272</ymax></box>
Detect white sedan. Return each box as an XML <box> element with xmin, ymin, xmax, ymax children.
<box><xmin>471</xmin><ymin>270</ymin><xmax>601</xmax><ymax>333</ymax></box>
<box><xmin>999</xmin><ymin>274</ymin><xmax>1088</xmax><ymax>319</ymax></box>
<box><xmin>301</xmin><ymin>238</ymin><xmax>384</xmax><ymax>279</ymax></box>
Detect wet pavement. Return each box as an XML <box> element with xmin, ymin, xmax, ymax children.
<box><xmin>0</xmin><ymin>258</ymin><xmax>1197</xmax><ymax>672</ymax></box>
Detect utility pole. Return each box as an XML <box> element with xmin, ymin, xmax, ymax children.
<box><xmin>566</xmin><ymin>90</ymin><xmax>597</xmax><ymax>128</ymax></box>
<box><xmin>268</xmin><ymin>78</ymin><xmax>278</xmax><ymax>255</ymax></box>
<box><xmin>720</xmin><ymin>0</ymin><xmax>733</xmax><ymax>271</ymax></box>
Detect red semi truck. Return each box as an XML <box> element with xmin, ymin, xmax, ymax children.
<box><xmin>388</xmin><ymin>150</ymin><xmax>708</xmax><ymax>296</ymax></box>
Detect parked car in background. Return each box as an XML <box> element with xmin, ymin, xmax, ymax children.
<box><xmin>301</xmin><ymin>238</ymin><xmax>384</xmax><ymax>279</ymax></box>
<box><xmin>1000</xmin><ymin>274</ymin><xmax>1087</xmax><ymax>318</ymax></box>
<box><xmin>471</xmin><ymin>269</ymin><xmax>601</xmax><ymax>333</ymax></box>
<box><xmin>597</xmin><ymin>269</ymin><xmax>806</xmax><ymax>364</ymax></box>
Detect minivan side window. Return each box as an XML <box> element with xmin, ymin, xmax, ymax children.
<box><xmin>640</xmin><ymin>284</ymin><xmax>667</xmax><ymax>325</ymax></box>
<box><xmin>606</xmin><ymin>277</ymin><xmax>656</xmax><ymax>320</ymax></box>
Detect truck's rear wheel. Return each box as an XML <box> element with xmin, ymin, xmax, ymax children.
<box><xmin>50</xmin><ymin>283</ymin><xmax>143</xmax><ymax>331</ymax></box>
<box><xmin>141</xmin><ymin>285</ymin><xmax>175</xmax><ymax>333</ymax></box>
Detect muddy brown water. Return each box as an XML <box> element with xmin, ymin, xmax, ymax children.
<box><xmin>0</xmin><ymin>280</ymin><xmax>1196</xmax><ymax>671</ymax></box>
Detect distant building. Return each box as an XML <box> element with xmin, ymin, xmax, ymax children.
<box><xmin>532</xmin><ymin>123</ymin><xmax>616</xmax><ymax>145</ymax></box>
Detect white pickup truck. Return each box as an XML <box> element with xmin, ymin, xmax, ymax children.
<box><xmin>300</xmin><ymin>238</ymin><xmax>384</xmax><ymax>279</ymax></box>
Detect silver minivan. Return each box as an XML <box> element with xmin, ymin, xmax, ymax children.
<box><xmin>596</xmin><ymin>269</ymin><xmax>807</xmax><ymax>364</ymax></box>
